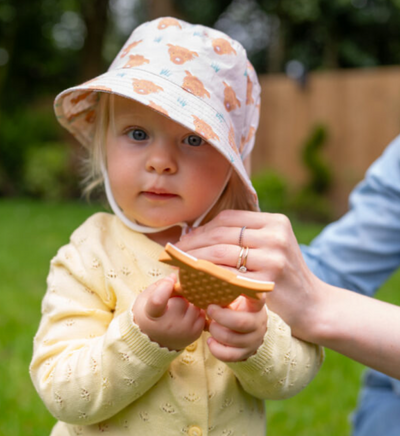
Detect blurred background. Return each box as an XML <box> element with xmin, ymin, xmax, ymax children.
<box><xmin>1</xmin><ymin>0</ymin><xmax>400</xmax><ymax>435</ymax></box>
<box><xmin>2</xmin><ymin>0</ymin><xmax>400</xmax><ymax>219</ymax></box>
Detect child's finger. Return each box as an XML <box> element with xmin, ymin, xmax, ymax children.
<box><xmin>230</xmin><ymin>295</ymin><xmax>266</xmax><ymax>312</ymax></box>
<box><xmin>243</xmin><ymin>295</ymin><xmax>267</xmax><ymax>313</ymax></box>
<box><xmin>145</xmin><ymin>277</ymin><xmax>175</xmax><ymax>318</ymax></box>
<box><xmin>166</xmin><ymin>294</ymin><xmax>190</xmax><ymax>316</ymax></box>
<box><xmin>207</xmin><ymin>305</ymin><xmax>258</xmax><ymax>333</ymax></box>
<box><xmin>186</xmin><ymin>305</ymin><xmax>207</xmax><ymax>333</ymax></box>
<box><xmin>184</xmin><ymin>303</ymin><xmax>206</xmax><ymax>321</ymax></box>
<box><xmin>208</xmin><ymin>321</ymin><xmax>241</xmax><ymax>346</ymax></box>
<box><xmin>208</xmin><ymin>319</ymin><xmax>262</xmax><ymax>348</ymax></box>
<box><xmin>206</xmin><ymin>337</ymin><xmax>248</xmax><ymax>362</ymax></box>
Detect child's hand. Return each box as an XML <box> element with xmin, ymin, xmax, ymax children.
<box><xmin>206</xmin><ymin>295</ymin><xmax>268</xmax><ymax>362</ymax></box>
<box><xmin>132</xmin><ymin>274</ymin><xmax>206</xmax><ymax>351</ymax></box>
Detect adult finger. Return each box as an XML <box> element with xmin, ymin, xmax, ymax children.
<box><xmin>183</xmin><ymin>244</ymin><xmax>242</xmax><ymax>268</ymax></box>
<box><xmin>178</xmin><ymin>226</ymin><xmax>241</xmax><ymax>251</ymax></box>
<box><xmin>181</xmin><ymin>244</ymin><xmax>276</xmax><ymax>279</ymax></box>
<box><xmin>178</xmin><ymin>226</ymin><xmax>268</xmax><ymax>252</ymax></box>
<box><xmin>178</xmin><ymin>209</ymin><xmax>277</xmax><ymax>249</ymax></box>
<box><xmin>184</xmin><ymin>211</ymin><xmax>294</xmax><ymax>251</ymax></box>
<box><xmin>193</xmin><ymin>209</ymin><xmax>269</xmax><ymax>232</ymax></box>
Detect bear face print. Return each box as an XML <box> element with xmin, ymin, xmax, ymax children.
<box><xmin>132</xmin><ymin>79</ymin><xmax>164</xmax><ymax>95</ymax></box>
<box><xmin>70</xmin><ymin>91</ymin><xmax>93</xmax><ymax>106</ymax></box>
<box><xmin>84</xmin><ymin>109</ymin><xmax>96</xmax><ymax>124</ymax></box>
<box><xmin>223</xmin><ymin>82</ymin><xmax>241</xmax><ymax>112</ymax></box>
<box><xmin>182</xmin><ymin>71</ymin><xmax>210</xmax><ymax>98</ymax></box>
<box><xmin>167</xmin><ymin>44</ymin><xmax>199</xmax><ymax>65</ymax></box>
<box><xmin>148</xmin><ymin>101</ymin><xmax>169</xmax><ymax>116</ymax></box>
<box><xmin>158</xmin><ymin>18</ymin><xmax>182</xmax><ymax>30</ymax></box>
<box><xmin>240</xmin><ymin>127</ymin><xmax>255</xmax><ymax>153</ymax></box>
<box><xmin>192</xmin><ymin>115</ymin><xmax>219</xmax><ymax>141</ymax></box>
<box><xmin>67</xmin><ymin>108</ymin><xmax>94</xmax><ymax>124</ymax></box>
<box><xmin>246</xmin><ymin>76</ymin><xmax>254</xmax><ymax>105</ymax></box>
<box><xmin>124</xmin><ymin>55</ymin><xmax>150</xmax><ymax>68</ymax></box>
<box><xmin>228</xmin><ymin>125</ymin><xmax>238</xmax><ymax>153</ymax></box>
<box><xmin>120</xmin><ymin>40</ymin><xmax>143</xmax><ymax>58</ymax></box>
<box><xmin>212</xmin><ymin>38</ymin><xmax>237</xmax><ymax>56</ymax></box>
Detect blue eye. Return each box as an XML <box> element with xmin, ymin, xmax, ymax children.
<box><xmin>184</xmin><ymin>135</ymin><xmax>204</xmax><ymax>147</ymax></box>
<box><xmin>128</xmin><ymin>129</ymin><xmax>148</xmax><ymax>141</ymax></box>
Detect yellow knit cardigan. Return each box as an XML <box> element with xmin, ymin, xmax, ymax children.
<box><xmin>30</xmin><ymin>213</ymin><xmax>323</xmax><ymax>436</ymax></box>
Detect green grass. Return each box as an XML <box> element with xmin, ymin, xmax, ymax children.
<box><xmin>0</xmin><ymin>199</ymin><xmax>105</xmax><ymax>436</ymax></box>
<box><xmin>0</xmin><ymin>198</ymin><xmax>398</xmax><ymax>435</ymax></box>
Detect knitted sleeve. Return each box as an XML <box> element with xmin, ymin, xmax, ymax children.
<box><xmin>30</xmin><ymin>229</ymin><xmax>180</xmax><ymax>426</ymax></box>
<box><xmin>226</xmin><ymin>310</ymin><xmax>324</xmax><ymax>400</ymax></box>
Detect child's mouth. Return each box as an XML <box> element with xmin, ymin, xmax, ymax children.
<box><xmin>142</xmin><ymin>191</ymin><xmax>178</xmax><ymax>200</ymax></box>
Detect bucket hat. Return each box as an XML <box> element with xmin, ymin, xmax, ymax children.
<box><xmin>54</xmin><ymin>17</ymin><xmax>261</xmax><ymax>222</ymax></box>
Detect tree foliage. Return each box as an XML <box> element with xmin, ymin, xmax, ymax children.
<box><xmin>259</xmin><ymin>0</ymin><xmax>400</xmax><ymax>71</ymax></box>
<box><xmin>2</xmin><ymin>0</ymin><xmax>400</xmax><ymax>198</ymax></box>
<box><xmin>3</xmin><ymin>0</ymin><xmax>400</xmax><ymax>108</ymax></box>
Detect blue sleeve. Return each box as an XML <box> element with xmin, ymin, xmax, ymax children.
<box><xmin>301</xmin><ymin>136</ymin><xmax>400</xmax><ymax>297</ymax></box>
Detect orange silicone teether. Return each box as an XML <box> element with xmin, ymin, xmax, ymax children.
<box><xmin>159</xmin><ymin>243</ymin><xmax>274</xmax><ymax>309</ymax></box>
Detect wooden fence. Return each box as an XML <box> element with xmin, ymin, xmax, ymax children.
<box><xmin>252</xmin><ymin>66</ymin><xmax>400</xmax><ymax>216</ymax></box>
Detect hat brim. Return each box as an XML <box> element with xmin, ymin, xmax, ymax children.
<box><xmin>54</xmin><ymin>68</ymin><xmax>258</xmax><ymax>209</ymax></box>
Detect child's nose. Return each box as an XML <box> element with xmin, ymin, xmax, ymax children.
<box><xmin>145</xmin><ymin>141</ymin><xmax>178</xmax><ymax>175</ymax></box>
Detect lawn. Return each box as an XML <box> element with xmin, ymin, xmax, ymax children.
<box><xmin>0</xmin><ymin>198</ymin><xmax>398</xmax><ymax>435</ymax></box>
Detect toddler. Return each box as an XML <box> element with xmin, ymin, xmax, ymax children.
<box><xmin>30</xmin><ymin>17</ymin><xmax>323</xmax><ymax>436</ymax></box>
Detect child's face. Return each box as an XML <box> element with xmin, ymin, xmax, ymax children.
<box><xmin>106</xmin><ymin>96</ymin><xmax>231</xmax><ymax>230</ymax></box>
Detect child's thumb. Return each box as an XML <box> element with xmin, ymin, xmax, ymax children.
<box><xmin>145</xmin><ymin>276</ymin><xmax>175</xmax><ymax>318</ymax></box>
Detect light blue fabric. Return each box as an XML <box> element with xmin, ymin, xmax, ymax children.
<box><xmin>352</xmin><ymin>371</ymin><xmax>400</xmax><ymax>436</ymax></box>
<box><xmin>301</xmin><ymin>135</ymin><xmax>400</xmax><ymax>436</ymax></box>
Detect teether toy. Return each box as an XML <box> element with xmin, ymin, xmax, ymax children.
<box><xmin>159</xmin><ymin>243</ymin><xmax>274</xmax><ymax>309</ymax></box>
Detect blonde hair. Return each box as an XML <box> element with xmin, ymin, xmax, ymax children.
<box><xmin>81</xmin><ymin>94</ymin><xmax>110</xmax><ymax>199</ymax></box>
<box><xmin>82</xmin><ymin>93</ymin><xmax>257</xmax><ymax>219</ymax></box>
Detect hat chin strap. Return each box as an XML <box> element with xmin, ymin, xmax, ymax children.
<box><xmin>101</xmin><ymin>162</ymin><xmax>232</xmax><ymax>237</ymax></box>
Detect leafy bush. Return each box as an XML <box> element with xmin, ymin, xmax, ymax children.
<box><xmin>289</xmin><ymin>189</ymin><xmax>333</xmax><ymax>223</ymax></box>
<box><xmin>23</xmin><ymin>143</ymin><xmax>79</xmax><ymax>200</ymax></box>
<box><xmin>252</xmin><ymin>124</ymin><xmax>334</xmax><ymax>223</ymax></box>
<box><xmin>302</xmin><ymin>124</ymin><xmax>332</xmax><ymax>195</ymax></box>
<box><xmin>0</xmin><ymin>103</ymin><xmax>58</xmax><ymax>191</ymax></box>
<box><xmin>252</xmin><ymin>170</ymin><xmax>289</xmax><ymax>213</ymax></box>
<box><xmin>0</xmin><ymin>102</ymin><xmax>81</xmax><ymax>199</ymax></box>
<box><xmin>292</xmin><ymin>124</ymin><xmax>334</xmax><ymax>222</ymax></box>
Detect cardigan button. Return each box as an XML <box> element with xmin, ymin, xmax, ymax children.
<box><xmin>188</xmin><ymin>425</ymin><xmax>202</xmax><ymax>436</ymax></box>
<box><xmin>185</xmin><ymin>341</ymin><xmax>197</xmax><ymax>352</ymax></box>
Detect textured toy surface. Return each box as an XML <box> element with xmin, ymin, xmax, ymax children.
<box><xmin>159</xmin><ymin>243</ymin><xmax>274</xmax><ymax>309</ymax></box>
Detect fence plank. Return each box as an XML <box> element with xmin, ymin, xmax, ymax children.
<box><xmin>253</xmin><ymin>66</ymin><xmax>400</xmax><ymax>216</ymax></box>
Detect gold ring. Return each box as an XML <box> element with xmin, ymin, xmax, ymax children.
<box><xmin>236</xmin><ymin>246</ymin><xmax>249</xmax><ymax>273</ymax></box>
<box><xmin>236</xmin><ymin>246</ymin><xmax>245</xmax><ymax>269</ymax></box>
<box><xmin>238</xmin><ymin>226</ymin><xmax>246</xmax><ymax>247</ymax></box>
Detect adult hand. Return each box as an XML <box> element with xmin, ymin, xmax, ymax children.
<box><xmin>132</xmin><ymin>274</ymin><xmax>206</xmax><ymax>351</ymax></box>
<box><xmin>177</xmin><ymin>210</ymin><xmax>322</xmax><ymax>341</ymax></box>
<box><xmin>178</xmin><ymin>210</ymin><xmax>400</xmax><ymax>379</ymax></box>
